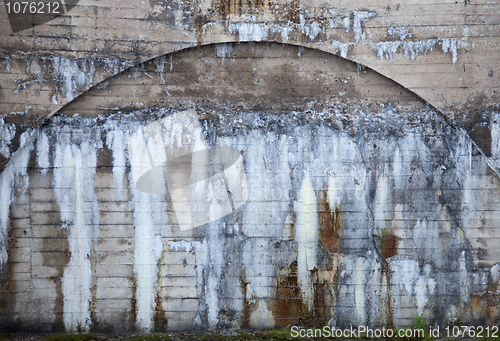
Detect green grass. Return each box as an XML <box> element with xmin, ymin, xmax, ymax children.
<box><xmin>256</xmin><ymin>329</ymin><xmax>292</xmax><ymax>339</ymax></box>
<box><xmin>485</xmin><ymin>334</ymin><xmax>500</xmax><ymax>341</ymax></box>
<box><xmin>45</xmin><ymin>335</ymin><xmax>98</xmax><ymax>341</ymax></box>
<box><xmin>0</xmin><ymin>334</ymin><xmax>10</xmax><ymax>341</ymax></box>
<box><xmin>180</xmin><ymin>329</ymin><xmax>293</xmax><ymax>340</ymax></box>
<box><xmin>124</xmin><ymin>334</ymin><xmax>171</xmax><ymax>341</ymax></box>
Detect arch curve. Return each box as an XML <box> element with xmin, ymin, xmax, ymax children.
<box><xmin>58</xmin><ymin>41</ymin><xmax>430</xmax><ymax>119</ymax></box>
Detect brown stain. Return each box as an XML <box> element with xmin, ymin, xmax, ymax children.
<box><xmin>90</xmin><ymin>243</ymin><xmax>98</xmax><ymax>330</ymax></box>
<box><xmin>129</xmin><ymin>239</ymin><xmax>137</xmax><ymax>330</ymax></box>
<box><xmin>318</xmin><ymin>267</ymin><xmax>339</xmax><ymax>325</ymax></box>
<box><xmin>274</xmin><ymin>261</ymin><xmax>313</xmax><ymax>327</ymax></box>
<box><xmin>484</xmin><ymin>292</ymin><xmax>500</xmax><ymax>325</ymax></box>
<box><xmin>487</xmin><ymin>274</ymin><xmax>499</xmax><ymax>291</ymax></box>
<box><xmin>486</xmin><ymin>305</ymin><xmax>498</xmax><ymax>325</ymax></box>
<box><xmin>215</xmin><ymin>0</ymin><xmax>266</xmax><ymax>19</ymax></box>
<box><xmin>240</xmin><ymin>266</ymin><xmax>251</xmax><ymax>327</ymax></box>
<box><xmin>470</xmin><ymin>291</ymin><xmax>500</xmax><ymax>325</ymax></box>
<box><xmin>283</xmin><ymin>0</ymin><xmax>301</xmax><ymax>23</ymax></box>
<box><xmin>316</xmin><ymin>188</ymin><xmax>342</xmax><ymax>253</ymax></box>
<box><xmin>154</xmin><ymin>243</ymin><xmax>167</xmax><ymax>331</ymax></box>
<box><xmin>154</xmin><ymin>287</ymin><xmax>167</xmax><ymax>331</ymax></box>
<box><xmin>311</xmin><ymin>269</ymin><xmax>329</xmax><ymax>326</ymax></box>
<box><xmin>129</xmin><ymin>276</ymin><xmax>137</xmax><ymax>330</ymax></box>
<box><xmin>380</xmin><ymin>261</ymin><xmax>394</xmax><ymax>329</ymax></box>
<box><xmin>378</xmin><ymin>229</ymin><xmax>398</xmax><ymax>259</ymax></box>
<box><xmin>471</xmin><ymin>296</ymin><xmax>482</xmax><ymax>315</ymax></box>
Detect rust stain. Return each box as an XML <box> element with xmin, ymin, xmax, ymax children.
<box><xmin>317</xmin><ymin>188</ymin><xmax>342</xmax><ymax>253</ymax></box>
<box><xmin>486</xmin><ymin>305</ymin><xmax>498</xmax><ymax>325</ymax></box>
<box><xmin>274</xmin><ymin>261</ymin><xmax>312</xmax><ymax>327</ymax></box>
<box><xmin>215</xmin><ymin>0</ymin><xmax>267</xmax><ymax>19</ymax></box>
<box><xmin>283</xmin><ymin>0</ymin><xmax>301</xmax><ymax>23</ymax></box>
<box><xmin>471</xmin><ymin>296</ymin><xmax>482</xmax><ymax>315</ymax></box>
<box><xmin>378</xmin><ymin>228</ymin><xmax>398</xmax><ymax>259</ymax></box>
<box><xmin>311</xmin><ymin>269</ymin><xmax>329</xmax><ymax>326</ymax></box>
<box><xmin>483</xmin><ymin>292</ymin><xmax>500</xmax><ymax>325</ymax></box>
<box><xmin>154</xmin><ymin>243</ymin><xmax>167</xmax><ymax>331</ymax></box>
<box><xmin>380</xmin><ymin>261</ymin><xmax>394</xmax><ymax>329</ymax></box>
<box><xmin>129</xmin><ymin>276</ymin><xmax>137</xmax><ymax>330</ymax></box>
<box><xmin>240</xmin><ymin>266</ymin><xmax>251</xmax><ymax>327</ymax></box>
<box><xmin>154</xmin><ymin>287</ymin><xmax>167</xmax><ymax>331</ymax></box>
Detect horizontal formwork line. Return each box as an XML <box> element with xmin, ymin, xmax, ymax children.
<box><xmin>3</xmin><ymin>32</ymin><xmax>191</xmax><ymax>45</ymax></box>
<box><xmin>3</xmin><ymin>27</ymin><xmax>497</xmax><ymax>45</ymax></box>
<box><xmin>15</xmin><ymin>15</ymin><xmax>500</xmax><ymax>28</ymax></box>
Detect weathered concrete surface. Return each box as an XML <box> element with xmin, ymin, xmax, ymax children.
<box><xmin>0</xmin><ymin>43</ymin><xmax>499</xmax><ymax>332</ymax></box>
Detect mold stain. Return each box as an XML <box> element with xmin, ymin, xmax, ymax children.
<box><xmin>317</xmin><ymin>188</ymin><xmax>342</xmax><ymax>253</ymax></box>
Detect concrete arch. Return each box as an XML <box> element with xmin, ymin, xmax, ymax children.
<box><xmin>58</xmin><ymin>41</ymin><xmax>427</xmax><ymax>115</ymax></box>
<box><xmin>57</xmin><ymin>41</ymin><xmax>430</xmax><ymax>118</ymax></box>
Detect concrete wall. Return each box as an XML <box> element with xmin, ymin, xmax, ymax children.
<box><xmin>1</xmin><ymin>0</ymin><xmax>500</xmax><ymax>334</ymax></box>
